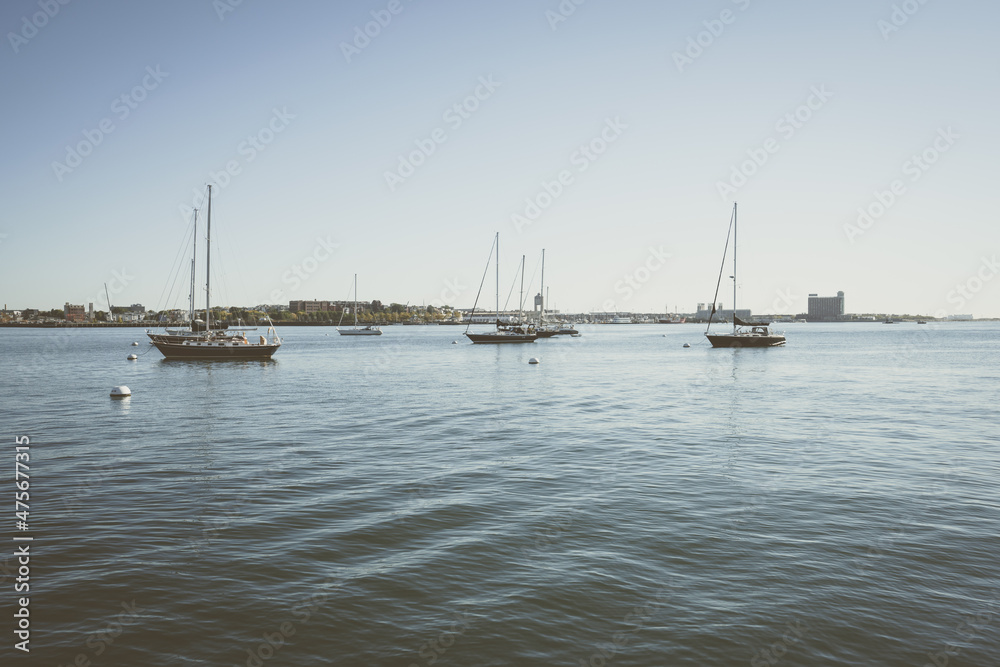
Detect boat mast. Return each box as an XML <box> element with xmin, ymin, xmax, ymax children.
<box><xmin>519</xmin><ymin>254</ymin><xmax>525</xmax><ymax>325</ymax></box>
<box><xmin>206</xmin><ymin>185</ymin><xmax>212</xmax><ymax>330</ymax></box>
<box><xmin>540</xmin><ymin>248</ymin><xmax>545</xmax><ymax>327</ymax></box>
<box><xmin>705</xmin><ymin>202</ymin><xmax>737</xmax><ymax>336</ymax></box>
<box><xmin>189</xmin><ymin>208</ymin><xmax>198</xmax><ymax>323</ymax></box>
<box><xmin>495</xmin><ymin>232</ymin><xmax>500</xmax><ymax>329</ymax></box>
<box><xmin>732</xmin><ymin>202</ymin><xmax>737</xmax><ymax>334</ymax></box>
<box><xmin>354</xmin><ymin>273</ymin><xmax>358</xmax><ymax>328</ymax></box>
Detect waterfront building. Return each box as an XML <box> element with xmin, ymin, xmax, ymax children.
<box><xmin>807</xmin><ymin>291</ymin><xmax>845</xmax><ymax>321</ymax></box>
<box><xmin>289</xmin><ymin>300</ymin><xmax>332</xmax><ymax>313</ymax></box>
<box><xmin>64</xmin><ymin>303</ymin><xmax>87</xmax><ymax>322</ymax></box>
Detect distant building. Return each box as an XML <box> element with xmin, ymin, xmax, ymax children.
<box><xmin>130</xmin><ymin>303</ymin><xmax>145</xmax><ymax>313</ymax></box>
<box><xmin>807</xmin><ymin>291</ymin><xmax>845</xmax><ymax>321</ymax></box>
<box><xmin>948</xmin><ymin>314</ymin><xmax>973</xmax><ymax>321</ymax></box>
<box><xmin>289</xmin><ymin>300</ymin><xmax>332</xmax><ymax>313</ymax></box>
<box><xmin>695</xmin><ymin>303</ymin><xmax>751</xmax><ymax>321</ymax></box>
<box><xmin>65</xmin><ymin>302</ymin><xmax>87</xmax><ymax>322</ymax></box>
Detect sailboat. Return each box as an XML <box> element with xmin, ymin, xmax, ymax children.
<box><xmin>149</xmin><ymin>185</ymin><xmax>282</xmax><ymax>359</ymax></box>
<box><xmin>465</xmin><ymin>233</ymin><xmax>538</xmax><ymax>344</ymax></box>
<box><xmin>533</xmin><ymin>250</ymin><xmax>567</xmax><ymax>337</ymax></box>
<box><xmin>705</xmin><ymin>203</ymin><xmax>785</xmax><ymax>348</ymax></box>
<box><xmin>337</xmin><ymin>274</ymin><xmax>382</xmax><ymax>336</ymax></box>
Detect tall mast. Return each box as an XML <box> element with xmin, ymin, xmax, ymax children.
<box><xmin>732</xmin><ymin>202</ymin><xmax>738</xmax><ymax>333</ymax></box>
<box><xmin>354</xmin><ymin>273</ymin><xmax>358</xmax><ymax>327</ymax></box>
<box><xmin>540</xmin><ymin>248</ymin><xmax>545</xmax><ymax>326</ymax></box>
<box><xmin>705</xmin><ymin>202</ymin><xmax>737</xmax><ymax>336</ymax></box>
<box><xmin>519</xmin><ymin>254</ymin><xmax>525</xmax><ymax>325</ymax></box>
<box><xmin>495</xmin><ymin>232</ymin><xmax>500</xmax><ymax>327</ymax></box>
<box><xmin>189</xmin><ymin>208</ymin><xmax>198</xmax><ymax>323</ymax></box>
<box><xmin>206</xmin><ymin>185</ymin><xmax>212</xmax><ymax>330</ymax></box>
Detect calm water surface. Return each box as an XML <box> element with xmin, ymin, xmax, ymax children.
<box><xmin>1</xmin><ymin>323</ymin><xmax>998</xmax><ymax>666</ymax></box>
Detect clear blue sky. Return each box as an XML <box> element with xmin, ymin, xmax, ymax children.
<box><xmin>1</xmin><ymin>0</ymin><xmax>997</xmax><ymax>317</ymax></box>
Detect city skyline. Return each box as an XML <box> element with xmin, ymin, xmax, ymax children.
<box><xmin>2</xmin><ymin>1</ymin><xmax>998</xmax><ymax>318</ymax></box>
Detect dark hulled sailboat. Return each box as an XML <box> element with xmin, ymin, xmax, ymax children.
<box><xmin>150</xmin><ymin>185</ymin><xmax>281</xmax><ymax>360</ymax></box>
<box><xmin>465</xmin><ymin>233</ymin><xmax>538</xmax><ymax>344</ymax></box>
<box><xmin>705</xmin><ymin>203</ymin><xmax>785</xmax><ymax>348</ymax></box>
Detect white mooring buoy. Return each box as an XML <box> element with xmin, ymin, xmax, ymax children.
<box><xmin>127</xmin><ymin>354</ymin><xmax>137</xmax><ymax>360</ymax></box>
<box><xmin>131</xmin><ymin>342</ymin><xmax>139</xmax><ymax>346</ymax></box>
<box><xmin>110</xmin><ymin>385</ymin><xmax>131</xmax><ymax>398</ymax></box>
<box><xmin>452</xmin><ymin>340</ymin><xmax>459</xmax><ymax>344</ymax></box>
<box><xmin>683</xmin><ymin>343</ymin><xmax>690</xmax><ymax>348</ymax></box>
<box><xmin>528</xmin><ymin>357</ymin><xmax>540</xmax><ymax>364</ymax></box>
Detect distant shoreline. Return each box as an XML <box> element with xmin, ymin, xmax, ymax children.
<box><xmin>0</xmin><ymin>321</ymin><xmax>463</xmax><ymax>328</ymax></box>
<box><xmin>0</xmin><ymin>319</ymin><xmax>993</xmax><ymax>329</ymax></box>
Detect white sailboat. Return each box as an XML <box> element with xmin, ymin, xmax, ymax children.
<box><xmin>338</xmin><ymin>274</ymin><xmax>382</xmax><ymax>336</ymax></box>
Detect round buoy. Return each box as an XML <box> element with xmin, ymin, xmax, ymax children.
<box><xmin>110</xmin><ymin>385</ymin><xmax>131</xmax><ymax>398</ymax></box>
<box><xmin>529</xmin><ymin>357</ymin><xmax>540</xmax><ymax>364</ymax></box>
<box><xmin>663</xmin><ymin>334</ymin><xmax>668</xmax><ymax>337</ymax></box>
<box><xmin>131</xmin><ymin>342</ymin><xmax>139</xmax><ymax>346</ymax></box>
<box><xmin>452</xmin><ymin>340</ymin><xmax>459</xmax><ymax>344</ymax></box>
<box><xmin>683</xmin><ymin>343</ymin><xmax>690</xmax><ymax>348</ymax></box>
<box><xmin>127</xmin><ymin>354</ymin><xmax>137</xmax><ymax>360</ymax></box>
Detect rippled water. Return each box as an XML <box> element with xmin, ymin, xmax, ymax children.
<box><xmin>1</xmin><ymin>322</ymin><xmax>998</xmax><ymax>666</ymax></box>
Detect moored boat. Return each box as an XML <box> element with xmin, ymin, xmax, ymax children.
<box><xmin>704</xmin><ymin>203</ymin><xmax>785</xmax><ymax>348</ymax></box>
<box><xmin>151</xmin><ymin>184</ymin><xmax>281</xmax><ymax>360</ymax></box>
<box><xmin>338</xmin><ymin>274</ymin><xmax>382</xmax><ymax>336</ymax></box>
<box><xmin>465</xmin><ymin>233</ymin><xmax>538</xmax><ymax>344</ymax></box>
